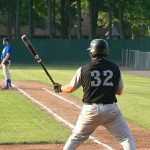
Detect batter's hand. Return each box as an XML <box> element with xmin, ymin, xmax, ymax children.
<box><xmin>54</xmin><ymin>83</ymin><xmax>62</xmax><ymax>93</ymax></box>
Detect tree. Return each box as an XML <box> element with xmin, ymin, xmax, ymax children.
<box><xmin>48</xmin><ymin>0</ymin><xmax>53</xmax><ymax>38</ymax></box>
<box><xmin>29</xmin><ymin>0</ymin><xmax>33</xmax><ymax>38</ymax></box>
<box><xmin>0</xmin><ymin>0</ymin><xmax>150</xmax><ymax>39</ymax></box>
<box><xmin>119</xmin><ymin>0</ymin><xmax>124</xmax><ymax>39</ymax></box>
<box><xmin>88</xmin><ymin>0</ymin><xmax>101</xmax><ymax>39</ymax></box>
<box><xmin>52</xmin><ymin>0</ymin><xmax>56</xmax><ymax>38</ymax></box>
<box><xmin>7</xmin><ymin>0</ymin><xmax>12</xmax><ymax>38</ymax></box>
<box><xmin>16</xmin><ymin>0</ymin><xmax>20</xmax><ymax>38</ymax></box>
<box><xmin>77</xmin><ymin>0</ymin><xmax>81</xmax><ymax>39</ymax></box>
<box><xmin>60</xmin><ymin>0</ymin><xmax>66</xmax><ymax>38</ymax></box>
<box><xmin>93</xmin><ymin>1</ymin><xmax>101</xmax><ymax>38</ymax></box>
<box><xmin>108</xmin><ymin>0</ymin><xmax>112</xmax><ymax>39</ymax></box>
<box><xmin>89</xmin><ymin>0</ymin><xmax>94</xmax><ymax>39</ymax></box>
<box><xmin>68</xmin><ymin>0</ymin><xmax>72</xmax><ymax>39</ymax></box>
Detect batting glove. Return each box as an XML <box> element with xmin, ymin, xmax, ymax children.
<box><xmin>54</xmin><ymin>83</ymin><xmax>62</xmax><ymax>93</ymax></box>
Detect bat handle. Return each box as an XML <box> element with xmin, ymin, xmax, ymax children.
<box><xmin>39</xmin><ymin>62</ymin><xmax>55</xmax><ymax>85</ymax></box>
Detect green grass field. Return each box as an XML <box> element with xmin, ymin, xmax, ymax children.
<box><xmin>117</xmin><ymin>74</ymin><xmax>150</xmax><ymax>130</ymax></box>
<box><xmin>0</xmin><ymin>91</ymin><xmax>71</xmax><ymax>144</ymax></box>
<box><xmin>0</xmin><ymin>65</ymin><xmax>150</xmax><ymax>144</ymax></box>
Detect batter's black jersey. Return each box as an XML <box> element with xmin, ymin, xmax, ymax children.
<box><xmin>81</xmin><ymin>59</ymin><xmax>121</xmax><ymax>103</ymax></box>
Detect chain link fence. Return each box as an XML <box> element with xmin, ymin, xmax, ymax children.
<box><xmin>122</xmin><ymin>49</ymin><xmax>150</xmax><ymax>70</ymax></box>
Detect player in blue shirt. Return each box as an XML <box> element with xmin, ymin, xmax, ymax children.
<box><xmin>0</xmin><ymin>38</ymin><xmax>12</xmax><ymax>89</ymax></box>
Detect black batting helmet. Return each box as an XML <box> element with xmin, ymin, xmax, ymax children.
<box><xmin>87</xmin><ymin>39</ymin><xmax>109</xmax><ymax>57</ymax></box>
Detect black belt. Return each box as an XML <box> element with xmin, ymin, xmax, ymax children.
<box><xmin>85</xmin><ymin>102</ymin><xmax>114</xmax><ymax>105</ymax></box>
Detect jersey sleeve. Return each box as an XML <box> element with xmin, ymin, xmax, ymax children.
<box><xmin>6</xmin><ymin>45</ymin><xmax>12</xmax><ymax>54</ymax></box>
<box><xmin>70</xmin><ymin>67</ymin><xmax>82</xmax><ymax>89</ymax></box>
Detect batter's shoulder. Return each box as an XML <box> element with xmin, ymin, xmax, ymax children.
<box><xmin>81</xmin><ymin>63</ymin><xmax>91</xmax><ymax>69</ymax></box>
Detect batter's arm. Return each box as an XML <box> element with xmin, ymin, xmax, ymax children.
<box><xmin>61</xmin><ymin>84</ymin><xmax>76</xmax><ymax>93</ymax></box>
<box><xmin>115</xmin><ymin>75</ymin><xmax>124</xmax><ymax>95</ymax></box>
<box><xmin>55</xmin><ymin>67</ymin><xmax>82</xmax><ymax>93</ymax></box>
<box><xmin>116</xmin><ymin>89</ymin><xmax>123</xmax><ymax>95</ymax></box>
<box><xmin>1</xmin><ymin>53</ymin><xmax>10</xmax><ymax>64</ymax></box>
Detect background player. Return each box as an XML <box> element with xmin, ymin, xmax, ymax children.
<box><xmin>54</xmin><ymin>39</ymin><xmax>136</xmax><ymax>150</ymax></box>
<box><xmin>0</xmin><ymin>38</ymin><xmax>12</xmax><ymax>89</ymax></box>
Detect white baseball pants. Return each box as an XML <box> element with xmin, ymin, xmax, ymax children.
<box><xmin>2</xmin><ymin>61</ymin><xmax>11</xmax><ymax>80</ymax></box>
<box><xmin>63</xmin><ymin>103</ymin><xmax>136</xmax><ymax>150</ymax></box>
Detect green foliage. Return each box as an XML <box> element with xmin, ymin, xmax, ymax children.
<box><xmin>97</xmin><ymin>12</ymin><xmax>108</xmax><ymax>28</ymax></box>
<box><xmin>96</xmin><ymin>0</ymin><xmax>150</xmax><ymax>38</ymax></box>
<box><xmin>0</xmin><ymin>0</ymin><xmax>150</xmax><ymax>38</ymax></box>
<box><xmin>81</xmin><ymin>0</ymin><xmax>88</xmax><ymax>11</ymax></box>
<box><xmin>123</xmin><ymin>0</ymin><xmax>150</xmax><ymax>38</ymax></box>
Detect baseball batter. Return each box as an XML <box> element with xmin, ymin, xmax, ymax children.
<box><xmin>0</xmin><ymin>38</ymin><xmax>12</xmax><ymax>89</ymax></box>
<box><xmin>54</xmin><ymin>39</ymin><xmax>136</xmax><ymax>150</ymax></box>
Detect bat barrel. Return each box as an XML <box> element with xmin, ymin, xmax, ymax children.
<box><xmin>21</xmin><ymin>35</ymin><xmax>55</xmax><ymax>85</ymax></box>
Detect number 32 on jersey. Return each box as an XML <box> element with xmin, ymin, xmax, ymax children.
<box><xmin>90</xmin><ymin>70</ymin><xmax>113</xmax><ymax>87</ymax></box>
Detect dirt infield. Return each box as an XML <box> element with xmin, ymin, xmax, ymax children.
<box><xmin>0</xmin><ymin>79</ymin><xmax>150</xmax><ymax>150</ymax></box>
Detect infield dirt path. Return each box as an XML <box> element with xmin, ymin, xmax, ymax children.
<box><xmin>0</xmin><ymin>80</ymin><xmax>149</xmax><ymax>150</ymax></box>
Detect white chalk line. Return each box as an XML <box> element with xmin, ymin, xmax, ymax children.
<box><xmin>13</xmin><ymin>84</ymin><xmax>113</xmax><ymax>150</ymax></box>
<box><xmin>43</xmin><ymin>88</ymin><xmax>114</xmax><ymax>150</ymax></box>
<box><xmin>42</xmin><ymin>88</ymin><xmax>81</xmax><ymax>109</ymax></box>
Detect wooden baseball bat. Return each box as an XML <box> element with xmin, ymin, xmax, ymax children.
<box><xmin>21</xmin><ymin>35</ymin><xmax>55</xmax><ymax>85</ymax></box>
